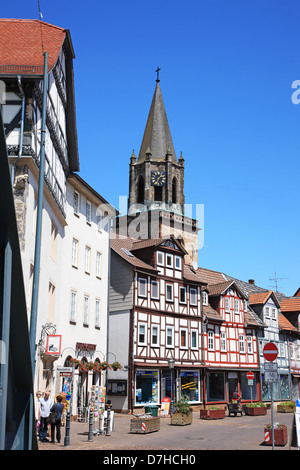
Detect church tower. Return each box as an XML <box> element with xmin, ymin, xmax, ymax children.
<box><xmin>116</xmin><ymin>70</ymin><xmax>199</xmax><ymax>266</ymax></box>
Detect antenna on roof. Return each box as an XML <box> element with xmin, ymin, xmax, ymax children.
<box><xmin>37</xmin><ymin>0</ymin><xmax>45</xmax><ymax>53</ymax></box>
<box><xmin>38</xmin><ymin>0</ymin><xmax>43</xmax><ymax>19</ymax></box>
<box><xmin>269</xmin><ymin>272</ymin><xmax>288</xmax><ymax>292</ymax></box>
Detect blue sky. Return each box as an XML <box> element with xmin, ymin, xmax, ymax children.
<box><xmin>2</xmin><ymin>1</ymin><xmax>300</xmax><ymax>296</ymax></box>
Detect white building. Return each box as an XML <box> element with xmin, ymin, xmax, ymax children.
<box><xmin>0</xmin><ymin>19</ymin><xmax>115</xmax><ymax>415</ymax></box>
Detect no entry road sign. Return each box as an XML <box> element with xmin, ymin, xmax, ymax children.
<box><xmin>263</xmin><ymin>342</ymin><xmax>278</xmax><ymax>362</ymax></box>
<box><xmin>246</xmin><ymin>371</ymin><xmax>254</xmax><ymax>380</ymax></box>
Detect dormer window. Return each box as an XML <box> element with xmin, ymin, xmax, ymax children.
<box><xmin>202</xmin><ymin>291</ymin><xmax>208</xmax><ymax>306</ymax></box>
<box><xmin>175</xmin><ymin>255</ymin><xmax>181</xmax><ymax>270</ymax></box>
<box><xmin>272</xmin><ymin>308</ymin><xmax>277</xmax><ymax>320</ymax></box>
<box><xmin>166</xmin><ymin>254</ymin><xmax>173</xmax><ymax>268</ymax></box>
<box><xmin>157</xmin><ymin>251</ymin><xmax>164</xmax><ymax>266</ymax></box>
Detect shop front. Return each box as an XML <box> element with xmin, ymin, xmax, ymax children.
<box><xmin>205</xmin><ymin>369</ymin><xmax>259</xmax><ymax>404</ymax></box>
<box><xmin>134</xmin><ymin>368</ymin><xmax>201</xmax><ymax>407</ymax></box>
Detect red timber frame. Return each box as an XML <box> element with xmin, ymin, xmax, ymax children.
<box><xmin>203</xmin><ymin>284</ymin><xmax>261</xmax><ymax>406</ymax></box>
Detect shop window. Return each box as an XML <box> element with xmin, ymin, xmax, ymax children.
<box><xmin>180</xmin><ymin>371</ymin><xmax>199</xmax><ymax>402</ymax></box>
<box><xmin>241</xmin><ymin>372</ymin><xmax>257</xmax><ymax>400</ymax></box>
<box><xmin>207</xmin><ymin>372</ymin><xmax>225</xmax><ymax>402</ymax></box>
<box><xmin>135</xmin><ymin>370</ymin><xmax>159</xmax><ymax>404</ymax></box>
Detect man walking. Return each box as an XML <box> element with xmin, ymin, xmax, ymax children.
<box><xmin>39</xmin><ymin>391</ymin><xmax>53</xmax><ymax>442</ymax></box>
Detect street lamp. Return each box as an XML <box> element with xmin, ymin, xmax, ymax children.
<box><xmin>168</xmin><ymin>357</ymin><xmax>175</xmax><ymax>413</ymax></box>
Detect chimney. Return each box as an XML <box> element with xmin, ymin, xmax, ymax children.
<box><xmin>248</xmin><ymin>279</ymin><xmax>255</xmax><ymax>285</ymax></box>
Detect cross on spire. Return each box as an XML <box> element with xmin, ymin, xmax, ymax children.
<box><xmin>155</xmin><ymin>66</ymin><xmax>161</xmax><ymax>82</ymax></box>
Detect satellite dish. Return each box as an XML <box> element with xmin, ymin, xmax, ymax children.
<box><xmin>192</xmin><ymin>260</ymin><xmax>198</xmax><ymax>271</ymax></box>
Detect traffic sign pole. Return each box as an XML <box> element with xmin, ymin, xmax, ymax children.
<box><xmin>263</xmin><ymin>343</ymin><xmax>278</xmax><ymax>451</ymax></box>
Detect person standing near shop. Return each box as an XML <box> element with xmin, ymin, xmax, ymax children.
<box><xmin>50</xmin><ymin>395</ymin><xmax>64</xmax><ymax>444</ymax></box>
<box><xmin>39</xmin><ymin>390</ymin><xmax>53</xmax><ymax>442</ymax></box>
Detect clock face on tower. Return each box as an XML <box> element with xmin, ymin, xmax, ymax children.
<box><xmin>151</xmin><ymin>170</ymin><xmax>166</xmax><ymax>186</ymax></box>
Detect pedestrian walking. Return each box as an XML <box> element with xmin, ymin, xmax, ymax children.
<box><xmin>35</xmin><ymin>391</ymin><xmax>42</xmax><ymax>437</ymax></box>
<box><xmin>50</xmin><ymin>395</ymin><xmax>64</xmax><ymax>444</ymax></box>
<box><xmin>39</xmin><ymin>390</ymin><xmax>53</xmax><ymax>442</ymax></box>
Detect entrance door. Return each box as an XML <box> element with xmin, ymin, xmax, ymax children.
<box><xmin>161</xmin><ymin>370</ymin><xmax>174</xmax><ymax>401</ymax></box>
<box><xmin>228</xmin><ymin>372</ymin><xmax>239</xmax><ymax>401</ymax></box>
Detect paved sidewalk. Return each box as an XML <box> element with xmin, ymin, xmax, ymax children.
<box><xmin>38</xmin><ymin>409</ymin><xmax>298</xmax><ymax>451</ymax></box>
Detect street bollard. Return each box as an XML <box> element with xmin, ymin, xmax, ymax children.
<box><xmin>106</xmin><ymin>405</ymin><xmax>111</xmax><ymax>436</ymax></box>
<box><xmin>64</xmin><ymin>410</ymin><xmax>71</xmax><ymax>447</ymax></box>
<box><xmin>88</xmin><ymin>408</ymin><xmax>94</xmax><ymax>442</ymax></box>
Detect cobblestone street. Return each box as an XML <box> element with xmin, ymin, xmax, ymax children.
<box><xmin>38</xmin><ymin>409</ymin><xmax>297</xmax><ymax>452</ymax></box>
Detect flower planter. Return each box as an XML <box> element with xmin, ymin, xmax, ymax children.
<box><xmin>171</xmin><ymin>413</ymin><xmax>193</xmax><ymax>426</ymax></box>
<box><xmin>200</xmin><ymin>409</ymin><xmax>225</xmax><ymax>420</ymax></box>
<box><xmin>264</xmin><ymin>426</ymin><xmax>287</xmax><ymax>446</ymax></box>
<box><xmin>130</xmin><ymin>417</ymin><xmax>160</xmax><ymax>434</ymax></box>
<box><xmin>244</xmin><ymin>405</ymin><xmax>267</xmax><ymax>416</ymax></box>
<box><xmin>277</xmin><ymin>403</ymin><xmax>295</xmax><ymax>413</ymax></box>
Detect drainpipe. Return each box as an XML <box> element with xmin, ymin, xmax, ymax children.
<box><xmin>11</xmin><ymin>75</ymin><xmax>25</xmax><ymax>185</ymax></box>
<box><xmin>29</xmin><ymin>52</ymin><xmax>48</xmax><ymax>372</ymax></box>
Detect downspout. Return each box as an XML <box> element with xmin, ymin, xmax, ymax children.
<box><xmin>11</xmin><ymin>75</ymin><xmax>25</xmax><ymax>185</ymax></box>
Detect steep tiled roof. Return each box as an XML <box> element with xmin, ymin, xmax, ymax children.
<box><xmin>207</xmin><ymin>280</ymin><xmax>235</xmax><ymax>297</ymax></box>
<box><xmin>0</xmin><ymin>19</ymin><xmax>70</xmax><ymax>74</ymax></box>
<box><xmin>197</xmin><ymin>266</ymin><xmax>227</xmax><ymax>285</ymax></box>
<box><xmin>111</xmin><ymin>236</ymin><xmax>157</xmax><ymax>273</ymax></box>
<box><xmin>249</xmin><ymin>291</ymin><xmax>280</xmax><ymax>307</ymax></box>
<box><xmin>278</xmin><ymin>313</ymin><xmax>299</xmax><ymax>333</ymax></box>
<box><xmin>280</xmin><ymin>297</ymin><xmax>300</xmax><ymax>313</ymax></box>
<box><xmin>202</xmin><ymin>305</ymin><xmax>223</xmax><ymax>323</ymax></box>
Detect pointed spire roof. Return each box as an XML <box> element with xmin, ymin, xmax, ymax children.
<box><xmin>137</xmin><ymin>80</ymin><xmax>177</xmax><ymax>163</ymax></box>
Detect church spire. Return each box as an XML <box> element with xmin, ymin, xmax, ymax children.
<box><xmin>137</xmin><ymin>70</ymin><xmax>177</xmax><ymax>163</ymax></box>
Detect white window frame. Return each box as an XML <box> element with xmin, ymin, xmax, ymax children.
<box><xmin>72</xmin><ymin>238</ymin><xmax>79</xmax><ymax>268</ymax></box>
<box><xmin>179</xmin><ymin>286</ymin><xmax>186</xmax><ymax>304</ymax></box>
<box><xmin>86</xmin><ymin>200</ymin><xmax>91</xmax><ymax>224</ymax></box>
<box><xmin>272</xmin><ymin>308</ymin><xmax>276</xmax><ymax>320</ymax></box>
<box><xmin>208</xmin><ymin>330</ymin><xmax>214</xmax><ymax>351</ymax></box>
<box><xmin>202</xmin><ymin>291</ymin><xmax>208</xmax><ymax>306</ymax></box>
<box><xmin>138</xmin><ymin>323</ymin><xmax>147</xmax><ymax>345</ymax></box>
<box><xmin>175</xmin><ymin>255</ymin><xmax>181</xmax><ymax>270</ymax></box>
<box><xmin>83</xmin><ymin>294</ymin><xmax>89</xmax><ymax>326</ymax></box>
<box><xmin>239</xmin><ymin>334</ymin><xmax>245</xmax><ymax>353</ymax></box>
<box><xmin>166</xmin><ymin>326</ymin><xmax>174</xmax><ymax>348</ymax></box>
<box><xmin>234</xmin><ymin>299</ymin><xmax>239</xmax><ymax>314</ymax></box>
<box><xmin>138</xmin><ymin>278</ymin><xmax>147</xmax><ymax>297</ymax></box>
<box><xmin>166</xmin><ymin>284</ymin><xmax>173</xmax><ymax>302</ymax></box>
<box><xmin>166</xmin><ymin>254</ymin><xmax>173</xmax><ymax>268</ymax></box>
<box><xmin>85</xmin><ymin>245</ymin><xmax>91</xmax><ymax>273</ymax></box>
<box><xmin>247</xmin><ymin>335</ymin><xmax>253</xmax><ymax>353</ymax></box>
<box><xmin>191</xmin><ymin>330</ymin><xmax>198</xmax><ymax>349</ymax></box>
<box><xmin>190</xmin><ymin>288</ymin><xmax>197</xmax><ymax>306</ymax></box>
<box><xmin>265</xmin><ymin>306</ymin><xmax>270</xmax><ymax>318</ymax></box>
<box><xmin>157</xmin><ymin>251</ymin><xmax>164</xmax><ymax>266</ymax></box>
<box><xmin>95</xmin><ymin>298</ymin><xmax>101</xmax><ymax>328</ymax></box>
<box><xmin>220</xmin><ymin>331</ymin><xmax>227</xmax><ymax>352</ymax></box>
<box><xmin>74</xmin><ymin>190</ymin><xmax>79</xmax><ymax>215</ymax></box>
<box><xmin>151</xmin><ymin>325</ymin><xmax>159</xmax><ymax>347</ymax></box>
<box><xmin>225</xmin><ymin>297</ymin><xmax>230</xmax><ymax>312</ymax></box>
<box><xmin>180</xmin><ymin>328</ymin><xmax>188</xmax><ymax>349</ymax></box>
<box><xmin>70</xmin><ymin>290</ymin><xmax>77</xmax><ymax>323</ymax></box>
<box><xmin>96</xmin><ymin>251</ymin><xmax>102</xmax><ymax>278</ymax></box>
<box><xmin>151</xmin><ymin>280</ymin><xmax>159</xmax><ymax>299</ymax></box>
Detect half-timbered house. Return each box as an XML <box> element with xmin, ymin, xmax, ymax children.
<box><xmin>196</xmin><ymin>269</ymin><xmax>261</xmax><ymax>406</ymax></box>
<box><xmin>108</xmin><ymin>236</ymin><xmax>206</xmax><ymax>411</ymax></box>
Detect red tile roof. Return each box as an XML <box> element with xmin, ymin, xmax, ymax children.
<box><xmin>278</xmin><ymin>313</ymin><xmax>298</xmax><ymax>333</ymax></box>
<box><xmin>0</xmin><ymin>19</ymin><xmax>69</xmax><ymax>74</ymax></box>
<box><xmin>249</xmin><ymin>290</ymin><xmax>280</xmax><ymax>306</ymax></box>
<box><xmin>280</xmin><ymin>297</ymin><xmax>300</xmax><ymax>313</ymax></box>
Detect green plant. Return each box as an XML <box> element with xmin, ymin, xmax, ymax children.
<box><xmin>278</xmin><ymin>401</ymin><xmax>295</xmax><ymax>408</ymax></box>
<box><xmin>173</xmin><ymin>398</ymin><xmax>191</xmax><ymax>415</ymax></box>
<box><xmin>247</xmin><ymin>402</ymin><xmax>266</xmax><ymax>408</ymax></box>
<box><xmin>209</xmin><ymin>406</ymin><xmax>221</xmax><ymax>410</ymax></box>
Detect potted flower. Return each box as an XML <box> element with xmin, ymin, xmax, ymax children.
<box><xmin>111</xmin><ymin>361</ymin><xmax>122</xmax><ymax>371</ymax></box>
<box><xmin>277</xmin><ymin>401</ymin><xmax>296</xmax><ymax>413</ymax></box>
<box><xmin>100</xmin><ymin>361</ymin><xmax>111</xmax><ymax>370</ymax></box>
<box><xmin>171</xmin><ymin>398</ymin><xmax>193</xmax><ymax>425</ymax></box>
<box><xmin>264</xmin><ymin>424</ymin><xmax>288</xmax><ymax>446</ymax></box>
<box><xmin>244</xmin><ymin>402</ymin><xmax>267</xmax><ymax>416</ymax></box>
<box><xmin>200</xmin><ymin>406</ymin><xmax>225</xmax><ymax>420</ymax></box>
